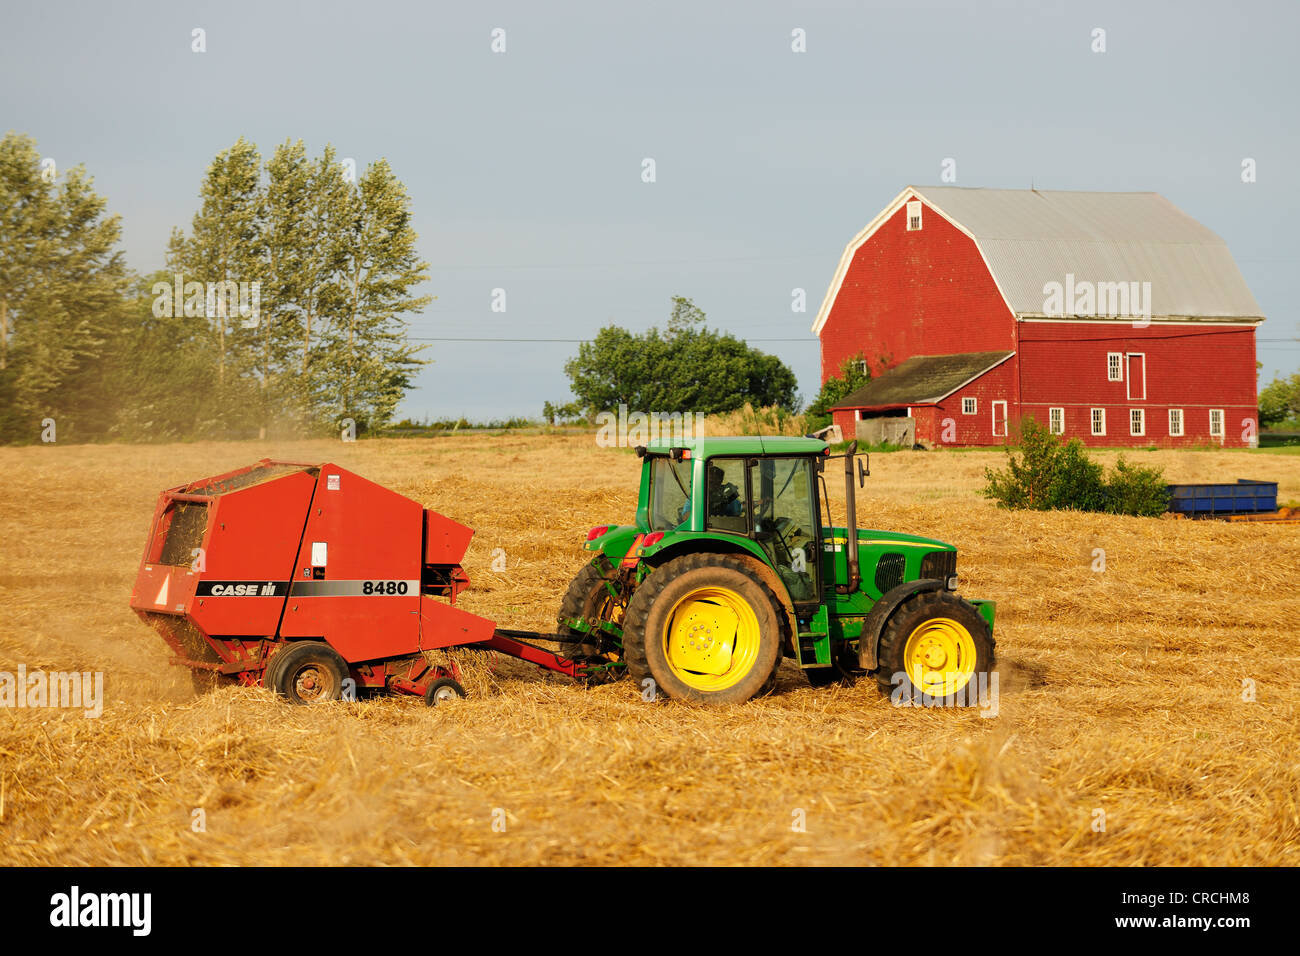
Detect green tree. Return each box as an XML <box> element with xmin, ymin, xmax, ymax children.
<box><xmin>0</xmin><ymin>132</ymin><xmax>129</xmax><ymax>442</ymax></box>
<box><xmin>542</xmin><ymin>400</ymin><xmax>584</xmax><ymax>425</ymax></box>
<box><xmin>804</xmin><ymin>352</ymin><xmax>872</xmax><ymax>432</ymax></box>
<box><xmin>1259</xmin><ymin>372</ymin><xmax>1300</xmax><ymax>428</ymax></box>
<box><xmin>563</xmin><ymin>297</ymin><xmax>797</xmax><ymax>416</ymax></box>
<box><xmin>326</xmin><ymin>158</ymin><xmax>432</xmax><ymax>432</ymax></box>
<box><xmin>167</xmin><ymin>137</ymin><xmax>265</xmax><ymax>436</ymax></box>
<box><xmin>165</xmin><ymin>142</ymin><xmax>432</xmax><ymax>437</ymax></box>
<box><xmin>95</xmin><ymin>271</ymin><xmax>219</xmax><ymax>440</ymax></box>
<box><xmin>260</xmin><ymin>140</ymin><xmax>351</xmax><ymax>435</ymax></box>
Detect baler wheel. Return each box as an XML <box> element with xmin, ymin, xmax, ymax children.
<box><xmin>423</xmin><ymin>677</ymin><xmax>467</xmax><ymax>706</ymax></box>
<box><xmin>270</xmin><ymin>641</ymin><xmax>350</xmax><ymax>705</ymax></box>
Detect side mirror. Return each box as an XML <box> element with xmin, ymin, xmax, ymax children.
<box><xmin>858</xmin><ymin>455</ymin><xmax>869</xmax><ymax>487</ymax></box>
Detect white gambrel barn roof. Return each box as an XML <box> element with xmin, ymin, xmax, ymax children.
<box><xmin>812</xmin><ymin>186</ymin><xmax>1265</xmax><ymax>333</ymax></box>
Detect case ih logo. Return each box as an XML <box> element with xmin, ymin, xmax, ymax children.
<box><xmin>196</xmin><ymin>581</ymin><xmax>286</xmax><ymax>597</ymax></box>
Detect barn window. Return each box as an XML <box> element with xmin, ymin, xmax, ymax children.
<box><xmin>1130</xmin><ymin>409</ymin><xmax>1145</xmax><ymax>436</ymax></box>
<box><xmin>855</xmin><ymin>359</ymin><xmax>868</xmax><ymax>376</ymax></box>
<box><xmin>1209</xmin><ymin>409</ymin><xmax>1224</xmax><ymax>439</ymax></box>
<box><xmin>1168</xmin><ymin>408</ymin><xmax>1184</xmax><ymax>437</ymax></box>
<box><xmin>1091</xmin><ymin>408</ymin><xmax>1106</xmax><ymax>436</ymax></box>
<box><xmin>1107</xmin><ymin>353</ymin><xmax>1123</xmax><ymax>381</ymax></box>
<box><xmin>962</xmin><ymin>397</ymin><xmax>977</xmax><ymax>415</ymax></box>
<box><xmin>1049</xmin><ymin>407</ymin><xmax>1064</xmax><ymax>434</ymax></box>
<box><xmin>906</xmin><ymin>200</ymin><xmax>922</xmax><ymax>231</ymax></box>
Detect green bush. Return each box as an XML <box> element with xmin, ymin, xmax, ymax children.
<box><xmin>1046</xmin><ymin>439</ymin><xmax>1107</xmax><ymax>511</ymax></box>
<box><xmin>982</xmin><ymin>417</ymin><xmax>1063</xmax><ymax>509</ymax></box>
<box><xmin>982</xmin><ymin>416</ymin><xmax>1167</xmax><ymax>516</ymax></box>
<box><xmin>1103</xmin><ymin>457</ymin><xmax>1170</xmax><ymax>517</ymax></box>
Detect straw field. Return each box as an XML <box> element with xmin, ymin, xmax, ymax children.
<box><xmin>0</xmin><ymin>435</ymin><xmax>1297</xmax><ymax>865</ymax></box>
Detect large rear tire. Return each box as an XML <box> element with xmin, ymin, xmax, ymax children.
<box><xmin>557</xmin><ymin>558</ymin><xmax>627</xmax><ymax>684</ymax></box>
<box><xmin>875</xmin><ymin>591</ymin><xmax>994</xmax><ymax>706</ymax></box>
<box><xmin>623</xmin><ymin>553</ymin><xmax>782</xmax><ymax>705</ymax></box>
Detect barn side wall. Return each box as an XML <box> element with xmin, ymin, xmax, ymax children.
<box><xmin>1018</xmin><ymin>322</ymin><xmax>1259</xmax><ymax>447</ymax></box>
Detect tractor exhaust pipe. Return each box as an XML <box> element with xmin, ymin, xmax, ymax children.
<box><xmin>840</xmin><ymin>440</ymin><xmax>861</xmax><ymax>594</ymax></box>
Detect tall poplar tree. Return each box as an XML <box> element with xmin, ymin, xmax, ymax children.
<box><xmin>327</xmin><ymin>159</ymin><xmax>431</xmax><ymax>432</ymax></box>
<box><xmin>169</xmin><ymin>137</ymin><xmax>264</xmax><ymax>434</ymax></box>
<box><xmin>0</xmin><ymin>132</ymin><xmax>128</xmax><ymax>441</ymax></box>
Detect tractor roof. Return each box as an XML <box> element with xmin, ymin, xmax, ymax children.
<box><xmin>644</xmin><ymin>435</ymin><xmax>828</xmax><ymax>457</ymax></box>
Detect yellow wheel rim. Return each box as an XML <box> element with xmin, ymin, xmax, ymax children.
<box><xmin>903</xmin><ymin>617</ymin><xmax>977</xmax><ymax>698</ymax></box>
<box><xmin>661</xmin><ymin>586</ymin><xmax>760</xmax><ymax>691</ymax></box>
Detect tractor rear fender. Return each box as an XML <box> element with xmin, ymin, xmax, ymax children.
<box><xmin>642</xmin><ymin>539</ymin><xmax>800</xmax><ymax>655</ymax></box>
<box><xmin>857</xmin><ymin>578</ymin><xmax>948</xmax><ymax>671</ymax></box>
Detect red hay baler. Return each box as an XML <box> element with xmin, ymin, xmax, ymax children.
<box><xmin>130</xmin><ymin>459</ymin><xmax>587</xmax><ymax>704</ymax></box>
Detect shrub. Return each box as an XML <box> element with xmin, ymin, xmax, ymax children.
<box><xmin>1103</xmin><ymin>457</ymin><xmax>1170</xmax><ymax>517</ymax></box>
<box><xmin>1046</xmin><ymin>439</ymin><xmax>1107</xmax><ymax>511</ymax></box>
<box><xmin>982</xmin><ymin>417</ymin><xmax>1061</xmax><ymax>509</ymax></box>
<box><xmin>982</xmin><ymin>416</ymin><xmax>1167</xmax><ymax>516</ymax></box>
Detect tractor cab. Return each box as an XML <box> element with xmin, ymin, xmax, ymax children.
<box><xmin>639</xmin><ymin>437</ymin><xmax>827</xmax><ymax>605</ymax></box>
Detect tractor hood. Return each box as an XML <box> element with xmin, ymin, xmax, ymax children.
<box><xmin>825</xmin><ymin>527</ymin><xmax>955</xmax><ymax>552</ymax></box>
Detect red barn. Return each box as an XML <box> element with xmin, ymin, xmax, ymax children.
<box><xmin>814</xmin><ymin>187</ymin><xmax>1265</xmax><ymax>448</ymax></box>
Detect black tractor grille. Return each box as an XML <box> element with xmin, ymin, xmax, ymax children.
<box><xmin>920</xmin><ymin>550</ymin><xmax>957</xmax><ymax>581</ymax></box>
<box><xmin>874</xmin><ymin>552</ymin><xmax>906</xmax><ymax>593</ymax></box>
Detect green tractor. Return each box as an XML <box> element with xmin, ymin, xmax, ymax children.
<box><xmin>558</xmin><ymin>436</ymin><xmax>995</xmax><ymax>706</ymax></box>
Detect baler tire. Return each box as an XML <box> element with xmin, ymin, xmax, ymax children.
<box><xmin>874</xmin><ymin>591</ymin><xmax>994</xmax><ymax>707</ymax></box>
<box><xmin>623</xmin><ymin>553</ymin><xmax>782</xmax><ymax>705</ymax></box>
<box><xmin>261</xmin><ymin>643</ymin><xmax>289</xmax><ymax>693</ymax></box>
<box><xmin>424</xmin><ymin>677</ymin><xmax>467</xmax><ymax>706</ymax></box>
<box><xmin>557</xmin><ymin>558</ymin><xmax>626</xmax><ymax>685</ymax></box>
<box><xmin>271</xmin><ymin>641</ymin><xmax>350</xmax><ymax>706</ymax></box>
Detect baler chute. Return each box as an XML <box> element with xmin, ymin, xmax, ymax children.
<box><xmin>131</xmin><ymin>459</ymin><xmax>589</xmax><ymax>704</ymax></box>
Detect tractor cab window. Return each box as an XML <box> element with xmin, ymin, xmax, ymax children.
<box><xmin>749</xmin><ymin>457</ymin><xmax>818</xmax><ymax>603</ymax></box>
<box><xmin>648</xmin><ymin>456</ymin><xmax>693</xmax><ymax>531</ymax></box>
<box><xmin>704</xmin><ymin>458</ymin><xmax>747</xmax><ymax>534</ymax></box>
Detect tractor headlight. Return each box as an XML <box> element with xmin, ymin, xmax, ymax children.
<box><xmin>946</xmin><ymin>574</ymin><xmax>959</xmax><ymax>591</ymax></box>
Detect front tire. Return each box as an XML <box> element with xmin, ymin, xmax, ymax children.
<box><xmin>623</xmin><ymin>554</ymin><xmax>782</xmax><ymax>705</ymax></box>
<box><xmin>875</xmin><ymin>591</ymin><xmax>994</xmax><ymax>706</ymax></box>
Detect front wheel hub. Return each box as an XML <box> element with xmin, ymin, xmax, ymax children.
<box><xmin>903</xmin><ymin>618</ymin><xmax>976</xmax><ymax>697</ymax></box>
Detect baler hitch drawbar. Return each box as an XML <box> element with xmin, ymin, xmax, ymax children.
<box><xmin>129</xmin><ymin>459</ymin><xmax>605</xmax><ymax>704</ymax></box>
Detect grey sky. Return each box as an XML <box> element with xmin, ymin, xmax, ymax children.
<box><xmin>3</xmin><ymin>0</ymin><xmax>1296</xmax><ymax>421</ymax></box>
